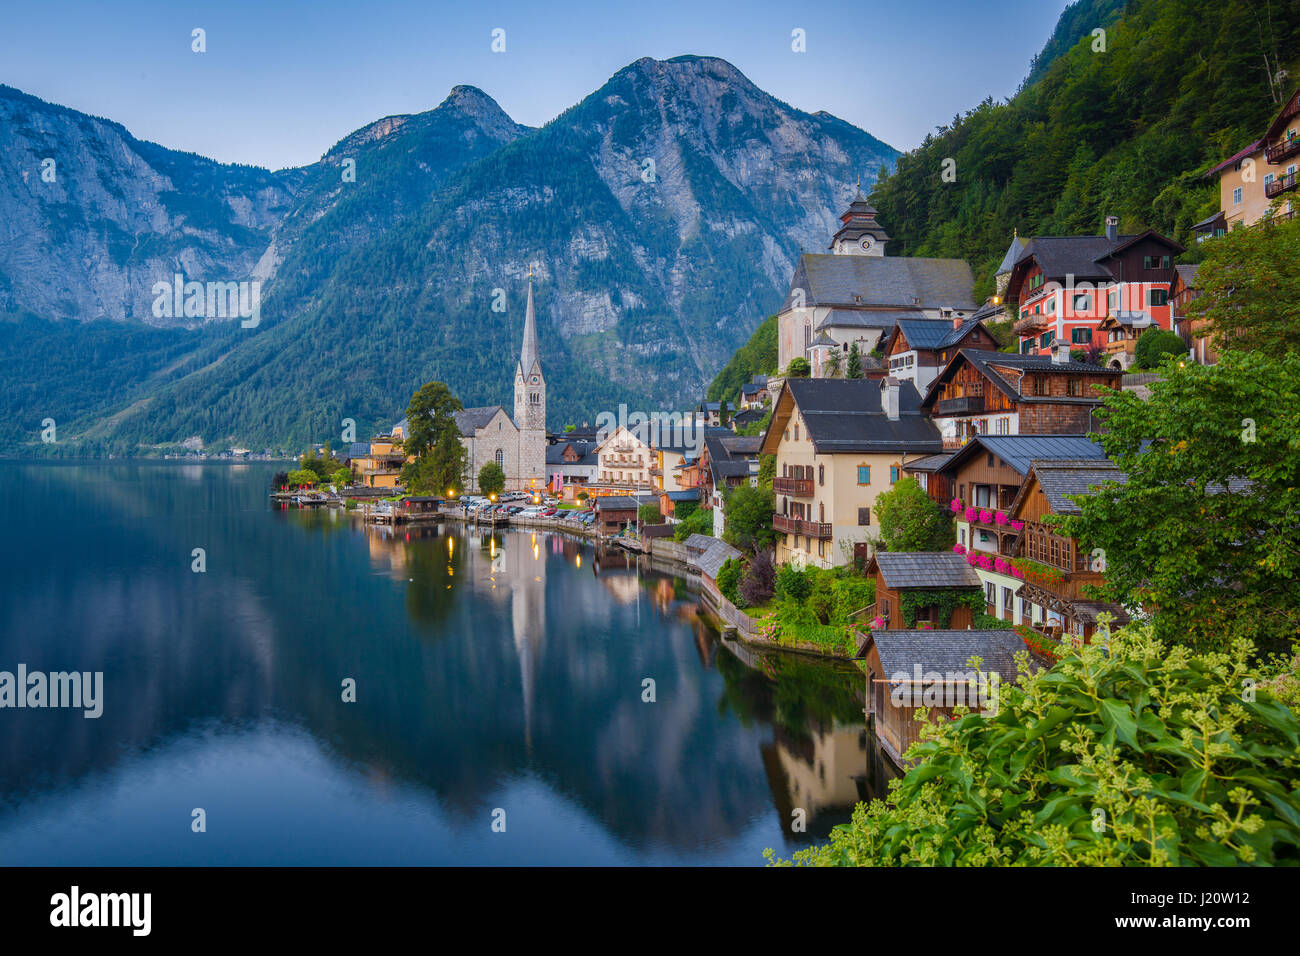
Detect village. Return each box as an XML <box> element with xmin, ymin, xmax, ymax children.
<box><xmin>270</xmin><ymin>89</ymin><xmax>1299</xmax><ymax>773</ymax></box>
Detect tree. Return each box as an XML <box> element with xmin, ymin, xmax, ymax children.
<box><xmin>723</xmin><ymin>484</ymin><xmax>776</xmax><ymax>553</ymax></box>
<box><xmin>403</xmin><ymin>381</ymin><xmax>463</xmax><ymax>459</ymax></box>
<box><xmin>786</xmin><ymin>357</ymin><xmax>811</xmax><ymax>378</ymax></box>
<box><xmin>1134</xmin><ymin>327</ymin><xmax>1186</xmax><ymax>369</ymax></box>
<box><xmin>757</xmin><ymin>453</ymin><xmax>776</xmax><ymax>490</ymax></box>
<box><xmin>477</xmin><ymin>461</ymin><xmax>506</xmax><ymax>498</ymax></box>
<box><xmin>403</xmin><ymin>428</ymin><xmax>467</xmax><ymax>495</ymax></box>
<box><xmin>770</xmin><ymin>625</ymin><xmax>1300</xmax><ymax>866</ymax></box>
<box><xmin>331</xmin><ymin>468</ymin><xmax>352</xmax><ymax>487</ymax></box>
<box><xmin>286</xmin><ymin>469</ymin><xmax>316</xmax><ymax>487</ymax></box>
<box><xmin>1059</xmin><ymin>351</ymin><xmax>1300</xmax><ymax>654</ymax></box>
<box><xmin>672</xmin><ymin>507</ymin><xmax>713</xmax><ymax>541</ymax></box>
<box><xmin>638</xmin><ymin>503</ymin><xmax>662</xmax><ymax>526</ymax></box>
<box><xmin>824</xmin><ymin>349</ymin><xmax>842</xmax><ymax>378</ymax></box>
<box><xmin>875</xmin><ymin>476</ymin><xmax>954</xmax><ymax>551</ymax></box>
<box><xmin>846</xmin><ymin>342</ymin><xmax>863</xmax><ymax>379</ymax></box>
<box><xmin>739</xmin><ymin>549</ymin><xmax>776</xmax><ymax>606</ymax></box>
<box><xmin>1191</xmin><ymin>216</ymin><xmax>1300</xmax><ymax>354</ymax></box>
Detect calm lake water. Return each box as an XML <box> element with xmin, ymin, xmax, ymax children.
<box><xmin>0</xmin><ymin>461</ymin><xmax>891</xmax><ymax>865</ymax></box>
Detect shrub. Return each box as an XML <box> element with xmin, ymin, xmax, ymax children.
<box><xmin>637</xmin><ymin>503</ymin><xmax>662</xmax><ymax>526</ymax></box>
<box><xmin>716</xmin><ymin>557</ymin><xmax>744</xmax><ymax>606</ymax></box>
<box><xmin>739</xmin><ymin>550</ymin><xmax>776</xmax><ymax>607</ymax></box>
<box><xmin>1134</xmin><ymin>327</ymin><xmax>1186</xmax><ymax>369</ymax></box>
<box><xmin>776</xmin><ymin>564</ymin><xmax>812</xmax><ymax>602</ymax></box>
<box><xmin>768</xmin><ymin>626</ymin><xmax>1300</xmax><ymax>866</ymax></box>
<box><xmin>672</xmin><ymin>508</ymin><xmax>713</xmax><ymax>541</ymax></box>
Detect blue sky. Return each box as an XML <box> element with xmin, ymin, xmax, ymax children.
<box><xmin>0</xmin><ymin>0</ymin><xmax>1070</xmax><ymax>170</ymax></box>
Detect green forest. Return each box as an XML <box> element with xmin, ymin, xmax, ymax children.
<box><xmin>868</xmin><ymin>0</ymin><xmax>1300</xmax><ymax>300</ymax></box>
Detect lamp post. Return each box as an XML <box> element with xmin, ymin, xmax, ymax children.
<box><xmin>489</xmin><ymin>493</ymin><xmax>497</xmax><ymax>532</ymax></box>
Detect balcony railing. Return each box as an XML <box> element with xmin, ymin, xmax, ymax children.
<box><xmin>1266</xmin><ymin>172</ymin><xmax>1298</xmax><ymax>197</ymax></box>
<box><xmin>773</xmin><ymin>514</ymin><xmax>832</xmax><ymax>539</ymax></box>
<box><xmin>1267</xmin><ymin>136</ymin><xmax>1300</xmax><ymax>165</ymax></box>
<box><xmin>772</xmin><ymin>476</ymin><xmax>815</xmax><ymax>497</ymax></box>
<box><xmin>1014</xmin><ymin>313</ymin><xmax>1048</xmax><ymax>334</ymax></box>
<box><xmin>937</xmin><ymin>395</ymin><xmax>984</xmax><ymax>416</ymax></box>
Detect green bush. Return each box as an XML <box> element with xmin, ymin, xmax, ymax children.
<box><xmin>638</xmin><ymin>503</ymin><xmax>662</xmax><ymax>526</ymax></box>
<box><xmin>672</xmin><ymin>508</ymin><xmax>713</xmax><ymax>542</ymax></box>
<box><xmin>716</xmin><ymin>557</ymin><xmax>744</xmax><ymax>606</ymax></box>
<box><xmin>769</xmin><ymin>625</ymin><xmax>1300</xmax><ymax>866</ymax></box>
<box><xmin>777</xmin><ymin>565</ymin><xmax>812</xmax><ymax>602</ymax></box>
<box><xmin>1135</xmin><ymin>327</ymin><xmax>1186</xmax><ymax>369</ymax></box>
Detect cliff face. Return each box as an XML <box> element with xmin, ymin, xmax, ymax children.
<box><xmin>0</xmin><ymin>58</ymin><xmax>898</xmax><ymax>452</ymax></box>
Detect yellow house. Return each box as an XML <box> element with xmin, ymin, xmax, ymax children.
<box><xmin>354</xmin><ymin>432</ymin><xmax>408</xmax><ymax>488</ymax></box>
<box><xmin>760</xmin><ymin>377</ymin><xmax>943</xmax><ymax>569</ymax></box>
<box><xmin>1199</xmin><ymin>89</ymin><xmax>1300</xmax><ymax>237</ymax></box>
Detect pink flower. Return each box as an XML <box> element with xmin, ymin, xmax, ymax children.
<box><xmin>964</xmin><ymin>506</ymin><xmax>978</xmax><ymax>522</ymax></box>
<box><xmin>1010</xmin><ymin>520</ymin><xmax>1025</xmax><ymax>531</ymax></box>
<box><xmin>979</xmin><ymin>509</ymin><xmax>993</xmax><ymax>525</ymax></box>
<box><xmin>994</xmin><ymin>557</ymin><xmax>1009</xmax><ymax>573</ymax></box>
<box><xmin>995</xmin><ymin>511</ymin><xmax>1008</xmax><ymax>526</ymax></box>
<box><xmin>950</xmin><ymin>498</ymin><xmax>962</xmax><ymax>513</ymax></box>
<box><xmin>952</xmin><ymin>543</ymin><xmax>966</xmax><ymax>555</ymax></box>
<box><xmin>966</xmin><ymin>554</ymin><xmax>979</xmax><ymax>566</ymax></box>
<box><xmin>871</xmin><ymin>616</ymin><xmax>885</xmax><ymax>630</ymax></box>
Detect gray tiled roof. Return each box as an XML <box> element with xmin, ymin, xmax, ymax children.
<box><xmin>1013</xmin><ymin>235</ymin><xmax>1134</xmax><ymax>282</ymax></box>
<box><xmin>705</xmin><ymin>431</ymin><xmax>760</xmax><ymax>479</ymax></box>
<box><xmin>1029</xmin><ymin>459</ymin><xmax>1127</xmax><ymax>515</ymax></box>
<box><xmin>545</xmin><ymin>441</ymin><xmax>598</xmax><ymax>465</ymax></box>
<box><xmin>1109</xmin><ymin>311</ymin><xmax>1154</xmax><ymax>328</ymax></box>
<box><xmin>996</xmin><ymin>234</ymin><xmax>1025</xmax><ymax>275</ymax></box>
<box><xmin>940</xmin><ymin>434</ymin><xmax>1109</xmax><ymax>477</ymax></box>
<box><xmin>453</xmin><ymin>405</ymin><xmax>508</xmax><ymax>436</ymax></box>
<box><xmin>924</xmin><ymin>350</ymin><xmax>1120</xmax><ymax>408</ymax></box>
<box><xmin>872</xmin><ymin>552</ymin><xmax>982</xmax><ymax>589</ymax></box>
<box><xmin>861</xmin><ymin>629</ymin><xmax>1026</xmax><ymax>680</ymax></box>
<box><xmin>785</xmin><ymin>379</ymin><xmax>942</xmax><ymax>454</ymax></box>
<box><xmin>816</xmin><ymin>308</ymin><xmax>929</xmax><ymax>331</ymax></box>
<box><xmin>696</xmin><ymin>539</ymin><xmax>742</xmax><ymax>580</ymax></box>
<box><xmin>683</xmin><ymin>533</ymin><xmax>715</xmax><ymax>554</ymax></box>
<box><xmin>894</xmin><ymin>317</ymin><xmax>983</xmax><ymax>350</ymax></box>
<box><xmin>901</xmin><ymin>451</ymin><xmax>955</xmax><ymax>473</ymax></box>
<box><xmin>782</xmin><ymin>254</ymin><xmax>977</xmax><ymax>313</ymax></box>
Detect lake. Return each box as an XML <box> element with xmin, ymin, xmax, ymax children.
<box><xmin>0</xmin><ymin>461</ymin><xmax>892</xmax><ymax>865</ymax></box>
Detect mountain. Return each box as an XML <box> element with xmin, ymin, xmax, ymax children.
<box><xmin>0</xmin><ymin>56</ymin><xmax>898</xmax><ymax>455</ymax></box>
<box><xmin>867</xmin><ymin>0</ymin><xmax>1300</xmax><ymax>301</ymax></box>
<box><xmin>1023</xmin><ymin>0</ymin><xmax>1126</xmax><ymax>87</ymax></box>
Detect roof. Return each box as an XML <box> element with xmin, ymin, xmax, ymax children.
<box><xmin>732</xmin><ymin>408</ymin><xmax>766</xmax><ymax>426</ymax></box>
<box><xmin>939</xmin><ymin>434</ymin><xmax>1109</xmax><ymax>477</ymax></box>
<box><xmin>704</xmin><ymin>431</ymin><xmax>760</xmax><ymax>479</ymax></box>
<box><xmin>683</xmin><ymin>533</ymin><xmax>715</xmax><ymax>554</ymax></box>
<box><xmin>815</xmin><ymin>308</ymin><xmax>930</xmax><ymax>331</ymax></box>
<box><xmin>696</xmin><ymin>539</ymin><xmax>742</xmax><ymax>580</ymax></box>
<box><xmin>1104</xmin><ymin>311</ymin><xmax>1154</xmax><ymax>328</ymax></box>
<box><xmin>545</xmin><ymin>441</ymin><xmax>598</xmax><ymax>465</ymax></box>
<box><xmin>1023</xmin><ymin>459</ymin><xmax>1128</xmax><ymax>516</ymax></box>
<box><xmin>1174</xmin><ymin>263</ymin><xmax>1200</xmax><ymax>288</ymax></box>
<box><xmin>781</xmin><ymin>254</ymin><xmax>977</xmax><ymax>313</ymax></box>
<box><xmin>595</xmin><ymin>495</ymin><xmax>656</xmax><ymax>511</ymax></box>
<box><xmin>1206</xmin><ymin>139</ymin><xmax>1265</xmax><ymax>178</ymax></box>
<box><xmin>453</xmin><ymin>405</ymin><xmax>508</xmax><ymax>436</ymax></box>
<box><xmin>893</xmin><ymin>317</ymin><xmax>985</xmax><ymax>351</ymax></box>
<box><xmin>860</xmin><ymin>629</ymin><xmax>1026</xmax><ymax>681</ymax></box>
<box><xmin>777</xmin><ymin>378</ymin><xmax>942</xmax><ymax>455</ymax></box>
<box><xmin>1010</xmin><ymin>231</ymin><xmax>1185</xmax><ymax>287</ymax></box>
<box><xmin>900</xmin><ymin>451</ymin><xmax>954</xmax><ymax>473</ymax></box>
<box><xmin>661</xmin><ymin>490</ymin><xmax>698</xmax><ymax>501</ymax></box>
<box><xmin>740</xmin><ymin>381</ymin><xmax>769</xmax><ymax>395</ymax></box>
<box><xmin>518</xmin><ymin>278</ymin><xmax>542</xmax><ymax>378</ymax></box>
<box><xmin>870</xmin><ymin>552</ymin><xmax>982</xmax><ymax>590</ymax></box>
<box><xmin>996</xmin><ymin>234</ymin><xmax>1025</xmax><ymax>275</ymax></box>
<box><xmin>348</xmin><ymin>442</ymin><xmax>370</xmax><ymax>458</ymax></box>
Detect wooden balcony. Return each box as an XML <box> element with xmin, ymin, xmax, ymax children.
<box><xmin>1014</xmin><ymin>313</ymin><xmax>1048</xmax><ymax>334</ymax></box>
<box><xmin>936</xmin><ymin>394</ymin><xmax>984</xmax><ymax>416</ymax></box>
<box><xmin>1266</xmin><ymin>172</ymin><xmax>1298</xmax><ymax>197</ymax></box>
<box><xmin>773</xmin><ymin>514</ymin><xmax>832</xmax><ymax>539</ymax></box>
<box><xmin>1267</xmin><ymin>136</ymin><xmax>1300</xmax><ymax>165</ymax></box>
<box><xmin>772</xmin><ymin>476</ymin><xmax>815</xmax><ymax>497</ymax></box>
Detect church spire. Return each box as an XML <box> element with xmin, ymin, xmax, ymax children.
<box><xmin>519</xmin><ymin>272</ymin><xmax>540</xmax><ymax>378</ymax></box>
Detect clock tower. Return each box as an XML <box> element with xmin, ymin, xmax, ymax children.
<box><xmin>829</xmin><ymin>187</ymin><xmax>890</xmax><ymax>257</ymax></box>
<box><xmin>514</xmin><ymin>273</ymin><xmax>547</xmax><ymax>491</ymax></box>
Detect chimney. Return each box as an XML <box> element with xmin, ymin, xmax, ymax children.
<box><xmin>1104</xmin><ymin>215</ymin><xmax>1119</xmax><ymax>242</ymax></box>
<box><xmin>952</xmin><ymin>313</ymin><xmax>963</xmax><ymax>331</ymax></box>
<box><xmin>881</xmin><ymin>376</ymin><xmax>900</xmax><ymax>420</ymax></box>
<box><xmin>1052</xmin><ymin>341</ymin><xmax>1071</xmax><ymax>365</ymax></box>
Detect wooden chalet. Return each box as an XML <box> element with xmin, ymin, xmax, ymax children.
<box><xmin>867</xmin><ymin>552</ymin><xmax>983</xmax><ymax>630</ymax></box>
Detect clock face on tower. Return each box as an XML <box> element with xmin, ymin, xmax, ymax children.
<box><xmin>531</xmin><ymin>375</ymin><xmax>540</xmax><ymax>384</ymax></box>
<box><xmin>859</xmin><ymin>236</ymin><xmax>873</xmax><ymax>251</ymax></box>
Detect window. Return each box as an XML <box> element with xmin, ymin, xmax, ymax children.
<box><xmin>1039</xmin><ymin>330</ymin><xmax>1054</xmax><ymax>348</ymax></box>
<box><xmin>1072</xmin><ymin>294</ymin><xmax>1091</xmax><ymax>312</ymax></box>
<box><xmin>1003</xmin><ymin>587</ymin><xmax>1014</xmax><ymax>614</ymax></box>
<box><xmin>1108</xmin><ymin>288</ymin><xmax>1118</xmax><ymax>311</ymax></box>
<box><xmin>1233</xmin><ymin>186</ymin><xmax>1243</xmax><ymax>205</ymax></box>
<box><xmin>1071</xmin><ymin>327</ymin><xmax>1092</xmax><ymax>344</ymax></box>
<box><xmin>890</xmin><ymin>466</ymin><xmax>899</xmax><ymax>484</ymax></box>
<box><xmin>857</xmin><ymin>465</ymin><xmax>871</xmax><ymax>485</ymax></box>
<box><xmin>1021</xmin><ymin>339</ymin><xmax>1034</xmax><ymax>354</ymax></box>
<box><xmin>495</xmin><ymin>448</ymin><xmax>504</xmax><ymax>468</ymax></box>
<box><xmin>1149</xmin><ymin>289</ymin><xmax>1168</xmax><ymax>307</ymax></box>
<box><xmin>985</xmin><ymin>582</ymin><xmax>996</xmax><ymax>606</ymax></box>
<box><xmin>857</xmin><ymin>507</ymin><xmax>870</xmax><ymax>526</ymax></box>
<box><xmin>1032</xmin><ymin>376</ymin><xmax>1047</xmax><ymax>396</ymax></box>
<box><xmin>1266</xmin><ymin>172</ymin><xmax>1276</xmax><ymax>186</ymax></box>
<box><xmin>995</xmin><ymin>417</ymin><xmax>1010</xmax><ymax>435</ymax></box>
<box><xmin>794</xmin><ymin>423</ymin><xmax>799</xmax><ymax>441</ymax></box>
<box><xmin>1047</xmin><ymin>298</ymin><xmax>1056</xmax><ymax>314</ymax></box>
<box><xmin>817</xmin><ymin>540</ymin><xmax>824</xmax><ymax>557</ymax></box>
<box><xmin>1067</xmin><ymin>378</ymin><xmax>1081</xmax><ymax>397</ymax></box>
<box><xmin>818</xmin><ymin>464</ymin><xmax>824</xmax><ymax>486</ymax></box>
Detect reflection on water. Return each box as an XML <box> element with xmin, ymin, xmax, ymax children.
<box><xmin>0</xmin><ymin>461</ymin><xmax>888</xmax><ymax>865</ymax></box>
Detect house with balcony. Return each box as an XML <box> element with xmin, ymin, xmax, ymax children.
<box><xmin>1004</xmin><ymin>217</ymin><xmax>1184</xmax><ymax>362</ymax></box>
<box><xmin>760</xmin><ymin>377</ymin><xmax>942</xmax><ymax>569</ymax></box>
<box><xmin>353</xmin><ymin>431</ymin><xmax>408</xmax><ymax>488</ymax></box>
<box><xmin>1197</xmin><ymin>89</ymin><xmax>1300</xmax><ymax>238</ymax></box>
<box><xmin>739</xmin><ymin>376</ymin><xmax>771</xmax><ymax>409</ymax></box>
<box><xmin>594</xmin><ymin>425</ymin><xmax>654</xmax><ymax>491</ymax></box>
<box><xmin>919</xmin><ymin>346</ymin><xmax>1121</xmax><ymax>447</ymax></box>
<box><xmin>881</xmin><ymin>315</ymin><xmax>998</xmax><ymax>393</ymax></box>
<box><xmin>935</xmin><ymin>434</ymin><xmax>1111</xmax><ymax>626</ymax></box>
<box><xmin>1005</xmin><ymin>458</ymin><xmax>1131</xmax><ymax>643</ymax></box>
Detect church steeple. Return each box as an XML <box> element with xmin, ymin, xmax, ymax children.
<box><xmin>830</xmin><ymin>185</ymin><xmax>890</xmax><ymax>256</ymax></box>
<box><xmin>518</xmin><ymin>271</ymin><xmax>542</xmax><ymax>380</ymax></box>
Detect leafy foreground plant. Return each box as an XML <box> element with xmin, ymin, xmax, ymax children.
<box><xmin>767</xmin><ymin>625</ymin><xmax>1300</xmax><ymax>866</ymax></box>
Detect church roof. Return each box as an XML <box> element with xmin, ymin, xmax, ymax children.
<box><xmin>453</xmin><ymin>405</ymin><xmax>509</xmax><ymax>436</ymax></box>
<box><xmin>782</xmin><ymin>254</ymin><xmax>976</xmax><ymax>313</ymax></box>
<box><xmin>518</xmin><ymin>278</ymin><xmax>542</xmax><ymax>379</ymax></box>
<box><xmin>996</xmin><ymin>234</ymin><xmax>1025</xmax><ymax>276</ymax></box>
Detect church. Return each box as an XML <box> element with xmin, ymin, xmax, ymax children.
<box><xmin>776</xmin><ymin>192</ymin><xmax>978</xmax><ymax>376</ymax></box>
<box><xmin>452</xmin><ymin>277</ymin><xmax>549</xmax><ymax>492</ymax></box>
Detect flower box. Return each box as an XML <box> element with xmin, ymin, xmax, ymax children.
<box><xmin>953</xmin><ymin>543</ymin><xmax>966</xmax><ymax>555</ymax></box>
